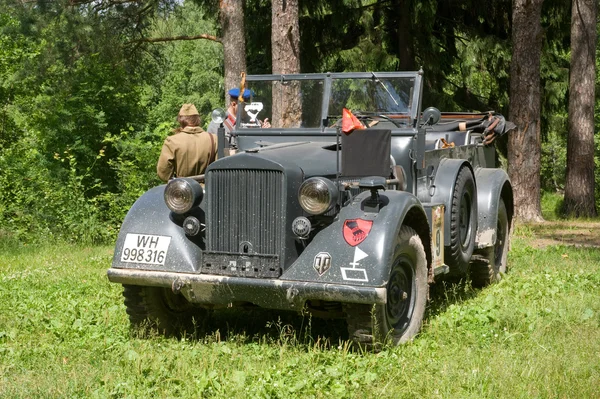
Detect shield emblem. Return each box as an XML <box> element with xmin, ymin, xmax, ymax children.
<box><xmin>313</xmin><ymin>252</ymin><xmax>332</xmax><ymax>276</ymax></box>
<box><xmin>343</xmin><ymin>219</ymin><xmax>373</xmax><ymax>246</ymax></box>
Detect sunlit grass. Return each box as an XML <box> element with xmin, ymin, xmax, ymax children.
<box><xmin>1</xmin><ymin>235</ymin><xmax>599</xmax><ymax>398</ymax></box>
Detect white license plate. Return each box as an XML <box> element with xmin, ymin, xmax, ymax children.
<box><xmin>121</xmin><ymin>234</ymin><xmax>171</xmax><ymax>265</ymax></box>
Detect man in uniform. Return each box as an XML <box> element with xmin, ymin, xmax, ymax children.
<box><xmin>157</xmin><ymin>103</ymin><xmax>217</xmax><ymax>182</ymax></box>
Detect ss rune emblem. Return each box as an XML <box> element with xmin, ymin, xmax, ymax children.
<box><xmin>313</xmin><ymin>252</ymin><xmax>332</xmax><ymax>276</ymax></box>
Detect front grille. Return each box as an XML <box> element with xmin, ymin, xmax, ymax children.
<box><xmin>206</xmin><ymin>169</ymin><xmax>285</xmax><ymax>257</ymax></box>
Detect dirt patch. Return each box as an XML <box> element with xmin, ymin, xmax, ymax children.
<box><xmin>517</xmin><ymin>221</ymin><xmax>600</xmax><ymax>249</ymax></box>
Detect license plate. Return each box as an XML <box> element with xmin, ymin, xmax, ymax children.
<box><xmin>121</xmin><ymin>234</ymin><xmax>171</xmax><ymax>265</ymax></box>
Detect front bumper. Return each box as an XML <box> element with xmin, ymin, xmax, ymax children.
<box><xmin>107</xmin><ymin>268</ymin><xmax>387</xmax><ymax>311</ymax></box>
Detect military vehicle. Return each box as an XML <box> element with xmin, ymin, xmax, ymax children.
<box><xmin>107</xmin><ymin>71</ymin><xmax>515</xmax><ymax>346</ymax></box>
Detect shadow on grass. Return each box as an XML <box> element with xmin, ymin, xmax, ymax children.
<box><xmin>139</xmin><ymin>278</ymin><xmax>481</xmax><ymax>350</ymax></box>
<box><xmin>131</xmin><ymin>276</ymin><xmax>490</xmax><ymax>350</ymax></box>
<box><xmin>425</xmin><ymin>276</ymin><xmax>479</xmax><ymax>321</ymax></box>
<box><xmin>206</xmin><ymin>307</ymin><xmax>348</xmax><ymax>347</ymax></box>
<box><xmin>141</xmin><ymin>307</ymin><xmax>350</xmax><ymax>349</ymax></box>
<box><xmin>131</xmin><ymin>275</ymin><xmax>492</xmax><ymax>349</ymax></box>
<box><xmin>517</xmin><ymin>221</ymin><xmax>600</xmax><ymax>248</ymax></box>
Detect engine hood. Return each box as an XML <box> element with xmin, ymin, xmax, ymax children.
<box><xmin>209</xmin><ymin>141</ymin><xmax>340</xmax><ymax>177</ymax></box>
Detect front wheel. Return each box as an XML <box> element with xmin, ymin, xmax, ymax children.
<box><xmin>122</xmin><ymin>285</ymin><xmax>208</xmax><ymax>337</ymax></box>
<box><xmin>346</xmin><ymin>226</ymin><xmax>428</xmax><ymax>348</ymax></box>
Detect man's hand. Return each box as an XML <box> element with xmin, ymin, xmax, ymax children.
<box><xmin>261</xmin><ymin>118</ymin><xmax>271</xmax><ymax>128</ymax></box>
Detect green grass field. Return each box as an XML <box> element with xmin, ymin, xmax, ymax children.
<box><xmin>1</xmin><ymin>224</ymin><xmax>599</xmax><ymax>398</ymax></box>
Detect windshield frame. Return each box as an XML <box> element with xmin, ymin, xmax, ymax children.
<box><xmin>240</xmin><ymin>71</ymin><xmax>423</xmax><ymax>132</ymax></box>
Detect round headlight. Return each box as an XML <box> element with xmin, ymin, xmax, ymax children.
<box><xmin>164</xmin><ymin>178</ymin><xmax>204</xmax><ymax>214</ymax></box>
<box><xmin>298</xmin><ymin>177</ymin><xmax>338</xmax><ymax>215</ymax></box>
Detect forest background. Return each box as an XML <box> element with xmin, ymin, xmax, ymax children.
<box><xmin>0</xmin><ymin>0</ymin><xmax>598</xmax><ymax>245</ymax></box>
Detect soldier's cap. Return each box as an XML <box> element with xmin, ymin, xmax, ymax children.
<box><xmin>179</xmin><ymin>103</ymin><xmax>199</xmax><ymax>116</ymax></box>
<box><xmin>228</xmin><ymin>88</ymin><xmax>253</xmax><ymax>100</ymax></box>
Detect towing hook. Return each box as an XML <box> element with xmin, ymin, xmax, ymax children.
<box><xmin>172</xmin><ymin>279</ymin><xmax>184</xmax><ymax>294</ymax></box>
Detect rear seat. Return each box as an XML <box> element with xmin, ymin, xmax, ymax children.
<box><xmin>425</xmin><ymin>131</ymin><xmax>470</xmax><ymax>149</ymax></box>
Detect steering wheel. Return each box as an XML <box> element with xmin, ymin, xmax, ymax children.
<box><xmin>375</xmin><ymin>114</ymin><xmax>402</xmax><ymax>127</ymax></box>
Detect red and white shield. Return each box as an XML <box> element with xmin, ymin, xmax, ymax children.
<box><xmin>343</xmin><ymin>219</ymin><xmax>373</xmax><ymax>246</ymax></box>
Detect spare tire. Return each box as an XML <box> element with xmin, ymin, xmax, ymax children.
<box><xmin>445</xmin><ymin>166</ymin><xmax>477</xmax><ymax>275</ymax></box>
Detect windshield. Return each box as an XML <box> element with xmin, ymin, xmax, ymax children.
<box><xmin>242</xmin><ymin>79</ymin><xmax>325</xmax><ymax>129</ymax></box>
<box><xmin>239</xmin><ymin>74</ymin><xmax>416</xmax><ymax>130</ymax></box>
<box><xmin>329</xmin><ymin>76</ymin><xmax>413</xmax><ymax>117</ymax></box>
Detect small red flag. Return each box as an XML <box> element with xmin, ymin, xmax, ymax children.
<box><xmin>342</xmin><ymin>108</ymin><xmax>364</xmax><ymax>134</ymax></box>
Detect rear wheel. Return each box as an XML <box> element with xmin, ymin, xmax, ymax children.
<box><xmin>446</xmin><ymin>167</ymin><xmax>477</xmax><ymax>275</ymax></box>
<box><xmin>471</xmin><ymin>198</ymin><xmax>510</xmax><ymax>287</ymax></box>
<box><xmin>122</xmin><ymin>285</ymin><xmax>207</xmax><ymax>337</ymax></box>
<box><xmin>346</xmin><ymin>226</ymin><xmax>428</xmax><ymax>349</ymax></box>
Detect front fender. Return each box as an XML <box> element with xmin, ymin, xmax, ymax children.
<box><xmin>474</xmin><ymin>168</ymin><xmax>512</xmax><ymax>248</ymax></box>
<box><xmin>110</xmin><ymin>185</ymin><xmax>204</xmax><ymax>273</ymax></box>
<box><xmin>281</xmin><ymin>190</ymin><xmax>429</xmax><ymax>287</ymax></box>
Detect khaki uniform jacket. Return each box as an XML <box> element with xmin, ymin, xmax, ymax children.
<box><xmin>156</xmin><ymin>126</ymin><xmax>217</xmax><ymax>182</ymax></box>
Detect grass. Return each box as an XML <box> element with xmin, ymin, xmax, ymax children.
<box><xmin>1</xmin><ymin>229</ymin><xmax>599</xmax><ymax>398</ymax></box>
<box><xmin>540</xmin><ymin>191</ymin><xmax>565</xmax><ymax>221</ymax></box>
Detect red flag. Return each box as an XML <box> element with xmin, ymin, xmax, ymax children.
<box><xmin>342</xmin><ymin>108</ymin><xmax>364</xmax><ymax>134</ymax></box>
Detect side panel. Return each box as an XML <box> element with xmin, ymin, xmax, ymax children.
<box><xmin>111</xmin><ymin>186</ymin><xmax>204</xmax><ymax>273</ymax></box>
<box><xmin>281</xmin><ymin>190</ymin><xmax>430</xmax><ymax>287</ymax></box>
<box><xmin>474</xmin><ymin>168</ymin><xmax>512</xmax><ymax>248</ymax></box>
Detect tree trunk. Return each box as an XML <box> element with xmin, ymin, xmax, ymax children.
<box><xmin>564</xmin><ymin>0</ymin><xmax>597</xmax><ymax>217</ymax></box>
<box><xmin>396</xmin><ymin>0</ymin><xmax>414</xmax><ymax>71</ymax></box>
<box><xmin>271</xmin><ymin>0</ymin><xmax>301</xmax><ymax>127</ymax></box>
<box><xmin>220</xmin><ymin>0</ymin><xmax>247</xmax><ymax>103</ymax></box>
<box><xmin>507</xmin><ymin>0</ymin><xmax>545</xmax><ymax>222</ymax></box>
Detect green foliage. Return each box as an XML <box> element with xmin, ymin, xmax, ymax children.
<box><xmin>0</xmin><ymin>1</ymin><xmax>224</xmax><ymax>244</ymax></box>
<box><xmin>0</xmin><ymin>139</ymin><xmax>107</xmax><ymax>243</ymax></box>
<box><xmin>540</xmin><ymin>191</ymin><xmax>565</xmax><ymax>220</ymax></box>
<box><xmin>143</xmin><ymin>2</ymin><xmax>223</xmax><ymax>129</ymax></box>
<box><xmin>0</xmin><ymin>0</ymin><xmax>153</xmax><ymax>243</ymax></box>
<box><xmin>442</xmin><ymin>34</ymin><xmax>511</xmax><ymax>113</ymax></box>
<box><xmin>298</xmin><ymin>0</ymin><xmax>366</xmax><ymax>73</ymax></box>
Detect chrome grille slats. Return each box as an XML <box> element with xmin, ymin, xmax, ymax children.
<box><xmin>207</xmin><ymin>169</ymin><xmax>284</xmax><ymax>257</ymax></box>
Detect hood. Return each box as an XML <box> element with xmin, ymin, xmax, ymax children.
<box><xmin>209</xmin><ymin>141</ymin><xmax>340</xmax><ymax>178</ymax></box>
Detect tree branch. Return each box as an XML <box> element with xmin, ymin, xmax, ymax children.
<box><xmin>130</xmin><ymin>34</ymin><xmax>222</xmax><ymax>44</ymax></box>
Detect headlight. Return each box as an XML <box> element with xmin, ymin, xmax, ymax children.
<box><xmin>164</xmin><ymin>178</ymin><xmax>204</xmax><ymax>214</ymax></box>
<box><xmin>298</xmin><ymin>177</ymin><xmax>338</xmax><ymax>215</ymax></box>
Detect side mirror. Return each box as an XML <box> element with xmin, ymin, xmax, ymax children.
<box><xmin>211</xmin><ymin>108</ymin><xmax>228</xmax><ymax>158</ymax></box>
<box><xmin>422</xmin><ymin>107</ymin><xmax>441</xmax><ymax>126</ymax></box>
<box><xmin>211</xmin><ymin>108</ymin><xmax>226</xmax><ymax>124</ymax></box>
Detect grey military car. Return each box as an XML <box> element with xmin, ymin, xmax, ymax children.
<box><xmin>108</xmin><ymin>71</ymin><xmax>515</xmax><ymax>346</ymax></box>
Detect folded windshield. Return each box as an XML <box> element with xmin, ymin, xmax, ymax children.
<box><xmin>241</xmin><ymin>74</ymin><xmax>416</xmax><ymax>130</ymax></box>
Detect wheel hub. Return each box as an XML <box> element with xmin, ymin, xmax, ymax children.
<box><xmin>387</xmin><ymin>260</ymin><xmax>414</xmax><ymax>329</ymax></box>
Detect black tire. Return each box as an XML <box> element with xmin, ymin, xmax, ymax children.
<box><xmin>346</xmin><ymin>226</ymin><xmax>428</xmax><ymax>349</ymax></box>
<box><xmin>471</xmin><ymin>198</ymin><xmax>510</xmax><ymax>287</ymax></box>
<box><xmin>122</xmin><ymin>285</ymin><xmax>207</xmax><ymax>337</ymax></box>
<box><xmin>445</xmin><ymin>167</ymin><xmax>477</xmax><ymax>275</ymax></box>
